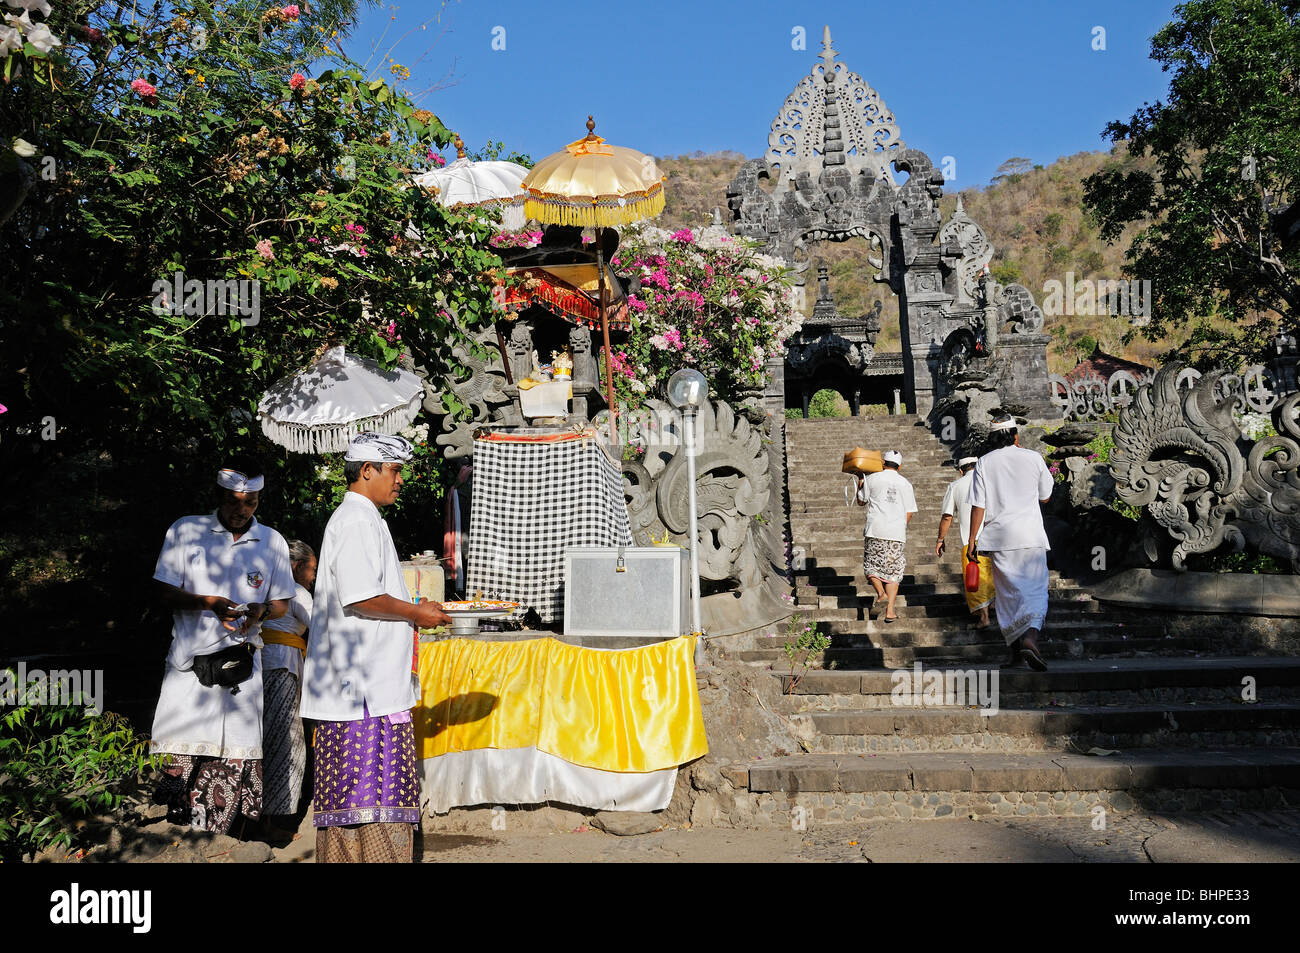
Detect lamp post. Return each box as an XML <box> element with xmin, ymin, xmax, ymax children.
<box><xmin>667</xmin><ymin>369</ymin><xmax>707</xmax><ymax>645</ymax></box>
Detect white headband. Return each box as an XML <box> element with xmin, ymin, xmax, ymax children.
<box><xmin>344</xmin><ymin>431</ymin><xmax>414</xmax><ymax>463</ymax></box>
<box><xmin>217</xmin><ymin>469</ymin><xmax>265</xmax><ymax>492</ymax></box>
<box><xmin>958</xmin><ymin>456</ymin><xmax>978</xmax><ymax>467</ymax></box>
<box><xmin>990</xmin><ymin>418</ymin><xmax>1018</xmax><ymax>432</ymax></box>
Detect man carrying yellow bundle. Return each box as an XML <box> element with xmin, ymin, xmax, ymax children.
<box><xmin>934</xmin><ymin>456</ymin><xmax>994</xmax><ymax>631</ymax></box>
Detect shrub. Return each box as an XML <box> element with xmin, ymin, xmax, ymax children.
<box><xmin>0</xmin><ymin>678</ymin><xmax>155</xmax><ymax>862</ymax></box>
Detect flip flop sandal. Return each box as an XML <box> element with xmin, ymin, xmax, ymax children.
<box><xmin>884</xmin><ymin>614</ymin><xmax>897</xmax><ymax>623</ymax></box>
<box><xmin>1021</xmin><ymin>645</ymin><xmax>1048</xmax><ymax>672</ymax></box>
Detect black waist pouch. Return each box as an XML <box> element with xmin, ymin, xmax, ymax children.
<box><xmin>192</xmin><ymin>643</ymin><xmax>256</xmax><ymax>694</ymax></box>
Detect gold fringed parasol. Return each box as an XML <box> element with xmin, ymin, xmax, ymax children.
<box><xmin>521</xmin><ymin>118</ymin><xmax>665</xmax><ymax>228</ymax></box>
<box><xmin>520</xmin><ymin>117</ymin><xmax>666</xmax><ymax>439</ymax></box>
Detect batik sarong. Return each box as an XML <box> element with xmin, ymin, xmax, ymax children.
<box><xmin>962</xmin><ymin>544</ymin><xmax>995</xmax><ymax>614</ymax></box>
<box><xmin>863</xmin><ymin>537</ymin><xmax>906</xmax><ymax>584</ymax></box>
<box><xmin>312</xmin><ymin>710</ymin><xmax>419</xmax><ymax>828</ymax></box>
<box><xmin>261</xmin><ymin>668</ymin><xmax>305</xmax><ymax>816</ymax></box>
<box><xmin>154</xmin><ymin>755</ymin><xmax>262</xmax><ymax>834</ymax></box>
<box><xmin>316</xmin><ymin>822</ymin><xmax>414</xmax><ymax>863</ymax></box>
<box><xmin>989</xmin><ymin>547</ymin><xmax>1049</xmax><ymax>646</ymax></box>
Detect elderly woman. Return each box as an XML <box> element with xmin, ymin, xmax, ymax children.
<box><xmin>259</xmin><ymin>539</ymin><xmax>316</xmax><ymax>837</ymax></box>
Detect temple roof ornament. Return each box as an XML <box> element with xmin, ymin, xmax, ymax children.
<box><xmin>766</xmin><ymin>25</ymin><xmax>904</xmax><ymax>189</ymax></box>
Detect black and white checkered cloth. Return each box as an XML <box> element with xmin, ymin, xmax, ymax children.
<box><xmin>467</xmin><ymin>432</ymin><xmax>632</xmax><ymax>624</ymax></box>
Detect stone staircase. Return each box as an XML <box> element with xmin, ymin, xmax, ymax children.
<box><xmin>720</xmin><ymin>415</ymin><xmax>1300</xmax><ymax>823</ymax></box>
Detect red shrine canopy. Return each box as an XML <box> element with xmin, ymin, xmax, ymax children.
<box><xmin>500</xmin><ymin>264</ymin><xmax>630</xmax><ymax>332</ymax></box>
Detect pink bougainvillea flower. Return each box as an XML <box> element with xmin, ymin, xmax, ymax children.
<box><xmin>281</xmin><ymin>4</ymin><xmax>301</xmax><ymax>20</ymax></box>
<box><xmin>256</xmin><ymin>239</ymin><xmax>274</xmax><ymax>260</ymax></box>
<box><xmin>130</xmin><ymin>78</ymin><xmax>157</xmax><ymax>98</ymax></box>
<box><xmin>669</xmin><ymin>228</ymin><xmax>694</xmax><ymax>243</ymax></box>
<box><xmin>289</xmin><ymin>72</ymin><xmax>307</xmax><ymax>91</ymax></box>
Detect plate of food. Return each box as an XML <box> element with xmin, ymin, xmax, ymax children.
<box><xmin>440</xmin><ymin>599</ymin><xmax>518</xmax><ymax>613</ymax></box>
<box><xmin>422</xmin><ymin>599</ymin><xmax>519</xmax><ymax>637</ymax></box>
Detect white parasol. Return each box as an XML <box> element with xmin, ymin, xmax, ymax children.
<box><xmin>257</xmin><ymin>346</ymin><xmax>425</xmax><ymax>453</ymax></box>
<box><xmin>413</xmin><ymin>136</ymin><xmax>529</xmax><ymax>231</ymax></box>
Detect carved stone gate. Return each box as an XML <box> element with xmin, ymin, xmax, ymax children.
<box><xmin>727</xmin><ymin>26</ymin><xmax>1059</xmax><ymax>421</ymax></box>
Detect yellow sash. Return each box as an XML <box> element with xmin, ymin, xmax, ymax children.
<box><xmin>262</xmin><ymin>630</ymin><xmax>307</xmax><ymax>655</ymax></box>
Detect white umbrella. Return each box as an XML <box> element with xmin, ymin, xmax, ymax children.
<box><xmin>414</xmin><ymin>136</ymin><xmax>529</xmax><ymax>231</ymax></box>
<box><xmin>257</xmin><ymin>346</ymin><xmax>425</xmax><ymax>453</ymax></box>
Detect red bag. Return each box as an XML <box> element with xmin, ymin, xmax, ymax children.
<box><xmin>964</xmin><ymin>556</ymin><xmax>981</xmax><ymax>593</ymax></box>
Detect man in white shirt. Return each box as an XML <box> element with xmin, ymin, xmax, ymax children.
<box><xmin>968</xmin><ymin>416</ymin><xmax>1055</xmax><ymax>671</ymax></box>
<box><xmin>301</xmin><ymin>431</ymin><xmax>450</xmax><ymax>863</ymax></box>
<box><xmin>151</xmin><ymin>456</ymin><xmax>294</xmax><ymax>834</ymax></box>
<box><xmin>935</xmin><ymin>456</ymin><xmax>994</xmax><ymax>629</ymax></box>
<box><xmin>856</xmin><ymin>450</ymin><xmax>917</xmax><ymax>622</ymax></box>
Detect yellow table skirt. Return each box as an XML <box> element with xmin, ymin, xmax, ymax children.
<box><xmin>415</xmin><ymin>636</ymin><xmax>708</xmax><ymax>773</ymax></box>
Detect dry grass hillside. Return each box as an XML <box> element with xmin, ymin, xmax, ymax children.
<box><xmin>655</xmin><ymin>148</ymin><xmax>1161</xmax><ymax>375</ymax></box>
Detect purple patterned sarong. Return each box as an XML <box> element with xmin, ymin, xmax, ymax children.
<box><xmin>312</xmin><ymin>708</ymin><xmax>420</xmax><ymax>827</ymax></box>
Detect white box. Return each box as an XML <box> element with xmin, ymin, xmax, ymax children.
<box><xmin>518</xmin><ymin>380</ymin><xmax>572</xmax><ymax>419</ymax></box>
<box><xmin>563</xmin><ymin>546</ymin><xmax>689</xmax><ymax>638</ymax></box>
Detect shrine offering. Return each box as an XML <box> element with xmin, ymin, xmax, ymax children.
<box><xmin>841</xmin><ymin>447</ymin><xmax>884</xmax><ymax>475</ymax></box>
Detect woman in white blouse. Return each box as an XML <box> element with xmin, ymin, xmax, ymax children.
<box><xmin>259</xmin><ymin>539</ymin><xmax>316</xmax><ymax>838</ymax></box>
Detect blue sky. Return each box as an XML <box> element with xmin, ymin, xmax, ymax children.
<box><xmin>341</xmin><ymin>0</ymin><xmax>1179</xmax><ymax>187</ymax></box>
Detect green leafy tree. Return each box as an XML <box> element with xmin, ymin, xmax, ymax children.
<box><xmin>0</xmin><ymin>1</ymin><xmax>514</xmax><ymax>631</ymax></box>
<box><xmin>0</xmin><ymin>1</ymin><xmax>507</xmax><ymax>514</ymax></box>
<box><xmin>991</xmin><ymin>156</ymin><xmax>1033</xmax><ymax>184</ymax></box>
<box><xmin>807</xmin><ymin>388</ymin><xmax>847</xmax><ymax>418</ymax></box>
<box><xmin>1082</xmin><ymin>0</ymin><xmax>1300</xmax><ymax>365</ymax></box>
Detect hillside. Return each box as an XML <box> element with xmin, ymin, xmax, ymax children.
<box><xmin>655</xmin><ymin>148</ymin><xmax>1162</xmax><ymax>375</ymax></box>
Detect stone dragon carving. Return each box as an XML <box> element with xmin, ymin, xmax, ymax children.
<box><xmin>621</xmin><ymin>399</ymin><xmax>772</xmax><ymax>589</ymax></box>
<box><xmin>1111</xmin><ymin>363</ymin><xmax>1300</xmax><ymax>570</ymax></box>
<box><xmin>427</xmin><ymin>325</ymin><xmax>514</xmax><ymax>461</ymax></box>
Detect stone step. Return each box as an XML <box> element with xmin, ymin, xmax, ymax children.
<box><xmin>793</xmin><ymin>585</ymin><xmax>1093</xmax><ymax>606</ymax></box>
<box><xmin>750</xmin><ymin>622</ymin><xmax>1176</xmax><ymax>650</ymax></box>
<box><xmin>789</xmin><ymin>613</ymin><xmax>1157</xmax><ymax>638</ymax></box>
<box><xmin>740</xmin><ymin>636</ymin><xmax>1196</xmax><ymax>667</ymax></box>
<box><xmin>778</xmin><ymin>657</ymin><xmax>1300</xmax><ymax>699</ymax></box>
<box><xmin>795</xmin><ymin>570</ymin><xmax>1072</xmax><ymax>590</ymax></box>
<box><xmin>807</xmin><ymin>702</ymin><xmax>1300</xmax><ymax>753</ymax></box>
<box><xmin>793</xmin><ymin>597</ymin><xmax>1103</xmax><ymax>617</ymax></box>
<box><xmin>736</xmin><ymin>748</ymin><xmax>1300</xmax><ymax>800</ymax></box>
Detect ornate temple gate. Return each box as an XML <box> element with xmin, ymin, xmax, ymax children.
<box><xmin>727</xmin><ymin>26</ymin><xmax>1059</xmax><ymax>422</ymax></box>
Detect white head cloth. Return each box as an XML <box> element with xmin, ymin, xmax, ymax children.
<box><xmin>344</xmin><ymin>431</ymin><xmax>414</xmax><ymax>463</ymax></box>
<box><xmin>217</xmin><ymin>469</ymin><xmax>265</xmax><ymax>492</ymax></box>
<box><xmin>990</xmin><ymin>417</ymin><xmax>1018</xmax><ymax>432</ymax></box>
<box><xmin>958</xmin><ymin>456</ymin><xmax>979</xmax><ymax>467</ymax></box>
<box><xmin>883</xmin><ymin>450</ymin><xmax>902</xmax><ymax>465</ymax></box>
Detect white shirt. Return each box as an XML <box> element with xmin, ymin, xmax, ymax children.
<box><xmin>940</xmin><ymin>471</ymin><xmax>975</xmax><ymax>547</ymax></box>
<box><xmin>152</xmin><ymin>514</ymin><xmax>294</xmax><ymax>669</ymax></box>
<box><xmin>857</xmin><ymin>468</ymin><xmax>917</xmax><ymax>542</ymax></box>
<box><xmin>300</xmin><ymin>491</ymin><xmax>418</xmax><ymax>721</ymax></box>
<box><xmin>968</xmin><ymin>445</ymin><xmax>1054</xmax><ymax>552</ymax></box>
<box><xmin>261</xmin><ymin>582</ymin><xmax>313</xmax><ymax>679</ymax></box>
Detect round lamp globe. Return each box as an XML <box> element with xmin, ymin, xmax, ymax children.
<box><xmin>667</xmin><ymin>369</ymin><xmax>708</xmax><ymax>411</ymax></box>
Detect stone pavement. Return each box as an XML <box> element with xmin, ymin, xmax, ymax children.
<box><xmin>400</xmin><ymin>810</ymin><xmax>1300</xmax><ymax>864</ymax></box>
<box><xmin>50</xmin><ymin>797</ymin><xmax>1300</xmax><ymax>863</ymax></box>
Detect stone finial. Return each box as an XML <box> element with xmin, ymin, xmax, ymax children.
<box><xmin>819</xmin><ymin>25</ymin><xmax>837</xmax><ymax>68</ymax></box>
<box><xmin>766</xmin><ymin>25</ymin><xmax>902</xmax><ymax>186</ymax></box>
